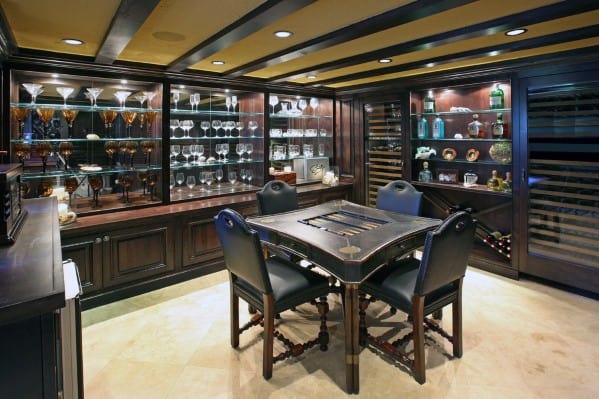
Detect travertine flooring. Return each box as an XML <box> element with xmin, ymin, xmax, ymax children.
<box><xmin>82</xmin><ymin>268</ymin><xmax>599</xmax><ymax>398</ymax></box>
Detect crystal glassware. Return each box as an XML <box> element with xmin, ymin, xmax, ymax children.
<box><xmin>170</xmin><ymin>144</ymin><xmax>180</xmax><ymax>164</ymax></box>
<box><xmin>228</xmin><ymin>171</ymin><xmax>237</xmax><ymax>191</ymax></box>
<box><xmin>114</xmin><ymin>90</ymin><xmax>131</xmax><ymax>109</ymax></box>
<box><xmin>204</xmin><ymin>171</ymin><xmax>214</xmax><ymax>192</ymax></box>
<box><xmin>22</xmin><ymin>83</ymin><xmax>44</xmax><ymax>104</ymax></box>
<box><xmin>137</xmin><ymin>112</ymin><xmax>145</xmax><ymax>129</ymax></box>
<box><xmin>125</xmin><ymin>141</ymin><xmax>138</xmax><ymax>168</ymax></box>
<box><xmin>211</xmin><ymin>120</ymin><xmax>222</xmax><ymax>137</ymax></box>
<box><xmin>141</xmin><ymin>140</ymin><xmax>155</xmax><ymax>167</ymax></box>
<box><xmin>247</xmin><ymin>120</ymin><xmax>258</xmax><ymax>137</ymax></box>
<box><xmin>221</xmin><ymin>143</ymin><xmax>229</xmax><ymax>162</ymax></box>
<box><xmin>147</xmin><ymin>172</ymin><xmax>159</xmax><ymax>201</ymax></box>
<box><xmin>191</xmin><ymin>144</ymin><xmax>203</xmax><ymax>164</ymax></box>
<box><xmin>37</xmin><ymin>179</ymin><xmax>53</xmax><ymax>197</ymax></box>
<box><xmin>172</xmin><ymin>90</ymin><xmax>180</xmax><ymax>110</ymax></box>
<box><xmin>56</xmin><ymin>87</ymin><xmax>74</xmax><ymax>107</ymax></box>
<box><xmin>269</xmin><ymin>95</ymin><xmax>279</xmax><ymax>114</ymax></box>
<box><xmin>138</xmin><ymin>170</ymin><xmax>149</xmax><ymax>196</ymax></box>
<box><xmin>143</xmin><ymin>91</ymin><xmax>157</xmax><ymax>108</ymax></box>
<box><xmin>225</xmin><ymin>96</ymin><xmax>232</xmax><ymax>113</ymax></box>
<box><xmin>58</xmin><ymin>141</ymin><xmax>74</xmax><ymax>171</ymax></box>
<box><xmin>100</xmin><ymin>110</ymin><xmax>118</xmax><ymax>137</ymax></box>
<box><xmin>175</xmin><ymin>172</ymin><xmax>184</xmax><ymax>192</ymax></box>
<box><xmin>169</xmin><ymin>174</ymin><xmax>175</xmax><ymax>191</ymax></box>
<box><xmin>88</xmin><ymin>174</ymin><xmax>104</xmax><ymax>208</ymax></box>
<box><xmin>309</xmin><ymin>97</ymin><xmax>319</xmax><ymax>115</ymax></box>
<box><xmin>170</xmin><ymin>119</ymin><xmax>180</xmax><ymax>139</ymax></box>
<box><xmin>231</xmin><ymin>95</ymin><xmax>238</xmax><ymax>112</ymax></box>
<box><xmin>10</xmin><ymin>107</ymin><xmax>31</xmax><ymax>139</ymax></box>
<box><xmin>246</xmin><ymin>169</ymin><xmax>253</xmax><ymax>186</ymax></box>
<box><xmin>36</xmin><ymin>108</ymin><xmax>55</xmax><ymax>138</ymax></box>
<box><xmin>13</xmin><ymin>141</ymin><xmax>31</xmax><ymax>166</ymax></box>
<box><xmin>86</xmin><ymin>87</ymin><xmax>103</xmax><ymax>107</ymax></box>
<box><xmin>235</xmin><ymin>121</ymin><xmax>244</xmax><ymax>137</ymax></box>
<box><xmin>181</xmin><ymin>145</ymin><xmax>191</xmax><ymax>165</ymax></box>
<box><xmin>200</xmin><ymin>121</ymin><xmax>210</xmax><ymax>137</ymax></box>
<box><xmin>144</xmin><ymin>111</ymin><xmax>158</xmax><ymax>135</ymax></box>
<box><xmin>64</xmin><ymin>176</ymin><xmax>78</xmax><ymax>208</ymax></box>
<box><xmin>134</xmin><ymin>94</ymin><xmax>148</xmax><ymax>109</ymax></box>
<box><xmin>180</xmin><ymin>120</ymin><xmax>194</xmax><ymax>138</ymax></box>
<box><xmin>118</xmin><ymin>173</ymin><xmax>134</xmax><ymax>203</ymax></box>
<box><xmin>236</xmin><ymin>143</ymin><xmax>245</xmax><ymax>162</ymax></box>
<box><xmin>61</xmin><ymin>109</ymin><xmax>79</xmax><ymax>138</ymax></box>
<box><xmin>215</xmin><ymin>168</ymin><xmax>223</xmax><ymax>186</ymax></box>
<box><xmin>104</xmin><ymin>140</ymin><xmax>119</xmax><ymax>167</ymax></box>
<box><xmin>121</xmin><ymin>111</ymin><xmax>138</xmax><ymax>137</ymax></box>
<box><xmin>186</xmin><ymin>175</ymin><xmax>196</xmax><ymax>197</ymax></box>
<box><xmin>245</xmin><ymin>143</ymin><xmax>253</xmax><ymax>161</ymax></box>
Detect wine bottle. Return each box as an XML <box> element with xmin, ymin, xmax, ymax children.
<box><xmin>490</xmin><ymin>83</ymin><xmax>505</xmax><ymax>109</ymax></box>
<box><xmin>492</xmin><ymin>113</ymin><xmax>506</xmax><ymax>138</ymax></box>
<box><xmin>423</xmin><ymin>90</ymin><xmax>435</xmax><ymax>113</ymax></box>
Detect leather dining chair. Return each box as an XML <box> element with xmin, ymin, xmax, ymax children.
<box><xmin>256</xmin><ymin>180</ymin><xmax>299</xmax><ymax>215</ymax></box>
<box><xmin>376</xmin><ymin>180</ymin><xmax>423</xmax><ymax>216</ymax></box>
<box><xmin>358</xmin><ymin>211</ymin><xmax>477</xmax><ymax>384</ymax></box>
<box><xmin>214</xmin><ymin>208</ymin><xmax>330</xmax><ymax>380</ymax></box>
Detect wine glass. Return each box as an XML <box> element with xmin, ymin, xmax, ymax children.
<box><xmin>170</xmin><ymin>119</ymin><xmax>180</xmax><ymax>139</ymax></box>
<box><xmin>310</xmin><ymin>97</ymin><xmax>319</xmax><ymax>115</ymax></box>
<box><xmin>190</xmin><ymin>93</ymin><xmax>200</xmax><ymax>111</ymax></box>
<box><xmin>225</xmin><ymin>96</ymin><xmax>232</xmax><ymax>113</ymax></box>
<box><xmin>114</xmin><ymin>91</ymin><xmax>131</xmax><ymax>109</ymax></box>
<box><xmin>121</xmin><ymin>111</ymin><xmax>138</xmax><ymax>137</ymax></box>
<box><xmin>236</xmin><ymin>143</ymin><xmax>245</xmax><ymax>162</ymax></box>
<box><xmin>193</xmin><ymin>144</ymin><xmax>204</xmax><ymax>164</ymax></box>
<box><xmin>172</xmin><ymin>90</ymin><xmax>180</xmax><ymax>111</ymax></box>
<box><xmin>58</xmin><ymin>141</ymin><xmax>73</xmax><ymax>171</ymax></box>
<box><xmin>13</xmin><ymin>142</ymin><xmax>30</xmax><ymax>166</ymax></box>
<box><xmin>247</xmin><ymin>120</ymin><xmax>258</xmax><ymax>137</ymax></box>
<box><xmin>200</xmin><ymin>121</ymin><xmax>210</xmax><ymax>137</ymax></box>
<box><xmin>126</xmin><ymin>141</ymin><xmax>138</xmax><ymax>168</ymax></box>
<box><xmin>180</xmin><ymin>120</ymin><xmax>193</xmax><ymax>138</ymax></box>
<box><xmin>298</xmin><ymin>98</ymin><xmax>308</xmax><ymax>113</ymax></box>
<box><xmin>186</xmin><ymin>175</ymin><xmax>196</xmax><ymax>197</ymax></box>
<box><xmin>138</xmin><ymin>170</ymin><xmax>149</xmax><ymax>196</ymax></box>
<box><xmin>10</xmin><ymin>107</ymin><xmax>31</xmax><ymax>139</ymax></box>
<box><xmin>134</xmin><ymin>94</ymin><xmax>148</xmax><ymax>110</ymax></box>
<box><xmin>181</xmin><ymin>145</ymin><xmax>191</xmax><ymax>165</ymax></box>
<box><xmin>36</xmin><ymin>108</ymin><xmax>55</xmax><ymax>138</ymax></box>
<box><xmin>231</xmin><ymin>95</ymin><xmax>238</xmax><ymax>112</ymax></box>
<box><xmin>240</xmin><ymin>168</ymin><xmax>247</xmax><ymax>183</ymax></box>
<box><xmin>269</xmin><ymin>95</ymin><xmax>279</xmax><ymax>114</ymax></box>
<box><xmin>245</xmin><ymin>143</ymin><xmax>253</xmax><ymax>161</ymax></box>
<box><xmin>61</xmin><ymin>109</ymin><xmax>79</xmax><ymax>137</ymax></box>
<box><xmin>100</xmin><ymin>110</ymin><xmax>118</xmax><ymax>137</ymax></box>
<box><xmin>119</xmin><ymin>173</ymin><xmax>134</xmax><ymax>203</ymax></box>
<box><xmin>104</xmin><ymin>141</ymin><xmax>119</xmax><ymax>167</ymax></box>
<box><xmin>204</xmin><ymin>171</ymin><xmax>214</xmax><ymax>192</ymax></box>
<box><xmin>36</xmin><ymin>141</ymin><xmax>53</xmax><ymax>173</ymax></box>
<box><xmin>215</xmin><ymin>168</ymin><xmax>223</xmax><ymax>186</ymax></box>
<box><xmin>88</xmin><ymin>174</ymin><xmax>104</xmax><ymax>208</ymax></box>
<box><xmin>198</xmin><ymin>170</ymin><xmax>207</xmax><ymax>191</ymax></box>
<box><xmin>22</xmin><ymin>83</ymin><xmax>44</xmax><ymax>104</ymax></box>
<box><xmin>169</xmin><ymin>174</ymin><xmax>175</xmax><ymax>191</ymax></box>
<box><xmin>56</xmin><ymin>87</ymin><xmax>74</xmax><ymax>107</ymax></box>
<box><xmin>212</xmin><ymin>120</ymin><xmax>222</xmax><ymax>137</ymax></box>
<box><xmin>221</xmin><ymin>143</ymin><xmax>229</xmax><ymax>162</ymax></box>
<box><xmin>86</xmin><ymin>88</ymin><xmax>103</xmax><ymax>107</ymax></box>
<box><xmin>147</xmin><ymin>173</ymin><xmax>159</xmax><ymax>201</ymax></box>
<box><xmin>141</xmin><ymin>140</ymin><xmax>155</xmax><ymax>167</ymax></box>
<box><xmin>175</xmin><ymin>172</ymin><xmax>184</xmax><ymax>192</ymax></box>
<box><xmin>228</xmin><ymin>171</ymin><xmax>237</xmax><ymax>191</ymax></box>
<box><xmin>143</xmin><ymin>91</ymin><xmax>157</xmax><ymax>108</ymax></box>
<box><xmin>235</xmin><ymin>121</ymin><xmax>244</xmax><ymax>137</ymax></box>
<box><xmin>64</xmin><ymin>176</ymin><xmax>78</xmax><ymax>208</ymax></box>
<box><xmin>145</xmin><ymin>111</ymin><xmax>158</xmax><ymax>135</ymax></box>
<box><xmin>170</xmin><ymin>144</ymin><xmax>180</xmax><ymax>164</ymax></box>
<box><xmin>246</xmin><ymin>169</ymin><xmax>253</xmax><ymax>186</ymax></box>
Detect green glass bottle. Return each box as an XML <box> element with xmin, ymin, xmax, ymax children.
<box><xmin>489</xmin><ymin>83</ymin><xmax>505</xmax><ymax>109</ymax></box>
<box><xmin>423</xmin><ymin>90</ymin><xmax>435</xmax><ymax>113</ymax></box>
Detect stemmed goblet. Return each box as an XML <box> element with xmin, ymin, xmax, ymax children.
<box><xmin>144</xmin><ymin>111</ymin><xmax>158</xmax><ymax>135</ymax></box>
<box><xmin>212</xmin><ymin>120</ymin><xmax>222</xmax><ymax>137</ymax></box>
<box><xmin>121</xmin><ymin>110</ymin><xmax>137</xmax><ymax>137</ymax></box>
<box><xmin>22</xmin><ymin>83</ymin><xmax>44</xmax><ymax>104</ymax></box>
<box><xmin>172</xmin><ymin>90</ymin><xmax>180</xmax><ymax>111</ymax></box>
<box><xmin>58</xmin><ymin>141</ymin><xmax>74</xmax><ymax>171</ymax></box>
<box><xmin>298</xmin><ymin>98</ymin><xmax>308</xmax><ymax>113</ymax></box>
<box><xmin>125</xmin><ymin>141</ymin><xmax>138</xmax><ymax>168</ymax></box>
<box><xmin>204</xmin><ymin>171</ymin><xmax>214</xmax><ymax>192</ymax></box>
<box><xmin>143</xmin><ymin>91</ymin><xmax>157</xmax><ymax>108</ymax></box>
<box><xmin>10</xmin><ymin>107</ymin><xmax>31</xmax><ymax>139</ymax></box>
<box><xmin>228</xmin><ymin>171</ymin><xmax>237</xmax><ymax>191</ymax></box>
<box><xmin>88</xmin><ymin>174</ymin><xmax>104</xmax><ymax>208</ymax></box>
<box><xmin>147</xmin><ymin>173</ymin><xmax>158</xmax><ymax>201</ymax></box>
<box><xmin>190</xmin><ymin>144</ymin><xmax>203</xmax><ymax>164</ymax></box>
<box><xmin>169</xmin><ymin>119</ymin><xmax>180</xmax><ymax>139</ymax></box>
<box><xmin>169</xmin><ymin>174</ymin><xmax>176</xmax><ymax>192</ymax></box>
<box><xmin>221</xmin><ymin>143</ymin><xmax>229</xmax><ymax>162</ymax></box>
<box><xmin>215</xmin><ymin>168</ymin><xmax>223</xmax><ymax>187</ymax></box>
<box><xmin>245</xmin><ymin>143</ymin><xmax>253</xmax><ymax>161</ymax></box>
<box><xmin>269</xmin><ymin>95</ymin><xmax>279</xmax><ymax>114</ymax></box>
<box><xmin>170</xmin><ymin>144</ymin><xmax>180</xmax><ymax>164</ymax></box>
<box><xmin>180</xmin><ymin>120</ymin><xmax>193</xmax><ymax>138</ymax></box>
<box><xmin>246</xmin><ymin>169</ymin><xmax>253</xmax><ymax>186</ymax></box>
<box><xmin>225</xmin><ymin>96</ymin><xmax>232</xmax><ymax>113</ymax></box>
<box><xmin>64</xmin><ymin>176</ymin><xmax>78</xmax><ymax>209</ymax></box>
<box><xmin>134</xmin><ymin>94</ymin><xmax>148</xmax><ymax>110</ymax></box>
<box><xmin>186</xmin><ymin>175</ymin><xmax>196</xmax><ymax>197</ymax></box>
<box><xmin>61</xmin><ymin>109</ymin><xmax>79</xmax><ymax>138</ymax></box>
<box><xmin>235</xmin><ymin>121</ymin><xmax>244</xmax><ymax>137</ymax></box>
<box><xmin>114</xmin><ymin>91</ymin><xmax>131</xmax><ymax>109</ymax></box>
<box><xmin>56</xmin><ymin>87</ymin><xmax>74</xmax><ymax>107</ymax></box>
<box><xmin>175</xmin><ymin>172</ymin><xmax>184</xmax><ymax>193</ymax></box>
<box><xmin>13</xmin><ymin>142</ymin><xmax>31</xmax><ymax>166</ymax></box>
<box><xmin>36</xmin><ymin>141</ymin><xmax>53</xmax><ymax>174</ymax></box>
<box><xmin>119</xmin><ymin>173</ymin><xmax>134</xmax><ymax>203</ymax></box>
<box><xmin>100</xmin><ymin>110</ymin><xmax>118</xmax><ymax>137</ymax></box>
<box><xmin>247</xmin><ymin>120</ymin><xmax>258</xmax><ymax>137</ymax></box>
<box><xmin>200</xmin><ymin>121</ymin><xmax>210</xmax><ymax>137</ymax></box>
<box><xmin>86</xmin><ymin>88</ymin><xmax>103</xmax><ymax>107</ymax></box>
<box><xmin>236</xmin><ymin>143</ymin><xmax>245</xmax><ymax>162</ymax></box>
<box><xmin>36</xmin><ymin>108</ymin><xmax>55</xmax><ymax>138</ymax></box>
<box><xmin>181</xmin><ymin>145</ymin><xmax>191</xmax><ymax>165</ymax></box>
<box><xmin>141</xmin><ymin>140</ymin><xmax>155</xmax><ymax>167</ymax></box>
<box><xmin>138</xmin><ymin>170</ymin><xmax>148</xmax><ymax>196</ymax></box>
<box><xmin>231</xmin><ymin>96</ymin><xmax>238</xmax><ymax>112</ymax></box>
<box><xmin>104</xmin><ymin>141</ymin><xmax>119</xmax><ymax>167</ymax></box>
<box><xmin>310</xmin><ymin>97</ymin><xmax>319</xmax><ymax>115</ymax></box>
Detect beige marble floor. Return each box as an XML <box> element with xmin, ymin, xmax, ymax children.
<box><xmin>82</xmin><ymin>268</ymin><xmax>599</xmax><ymax>399</ymax></box>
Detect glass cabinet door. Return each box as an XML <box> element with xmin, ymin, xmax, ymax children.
<box><xmin>268</xmin><ymin>94</ymin><xmax>333</xmax><ymax>184</ymax></box>
<box><xmin>168</xmin><ymin>86</ymin><xmax>263</xmax><ymax>201</ymax></box>
<box><xmin>9</xmin><ymin>70</ymin><xmax>163</xmax><ymax>220</ymax></box>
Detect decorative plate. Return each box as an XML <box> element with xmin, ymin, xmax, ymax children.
<box><xmin>466</xmin><ymin>148</ymin><xmax>480</xmax><ymax>162</ymax></box>
<box><xmin>442</xmin><ymin>147</ymin><xmax>457</xmax><ymax>160</ymax></box>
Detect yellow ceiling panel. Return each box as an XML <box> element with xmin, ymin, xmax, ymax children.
<box><xmin>188</xmin><ymin>0</ymin><xmax>413</xmax><ymax>72</ymax></box>
<box><xmin>247</xmin><ymin>0</ymin><xmax>564</xmax><ymax>79</ymax></box>
<box><xmin>118</xmin><ymin>0</ymin><xmax>267</xmax><ymax>65</ymax></box>
<box><xmin>327</xmin><ymin>37</ymin><xmax>599</xmax><ymax>88</ymax></box>
<box><xmin>0</xmin><ymin>0</ymin><xmax>121</xmax><ymax>57</ymax></box>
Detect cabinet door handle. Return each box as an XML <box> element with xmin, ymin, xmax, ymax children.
<box><xmin>103</xmin><ymin>235</ymin><xmax>110</xmax><ymax>242</ymax></box>
<box><xmin>94</xmin><ymin>237</ymin><xmax>102</xmax><ymax>244</ymax></box>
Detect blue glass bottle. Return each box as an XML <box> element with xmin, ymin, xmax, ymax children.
<box><xmin>417</xmin><ymin>114</ymin><xmax>428</xmax><ymax>138</ymax></box>
<box><xmin>432</xmin><ymin>114</ymin><xmax>444</xmax><ymax>138</ymax></box>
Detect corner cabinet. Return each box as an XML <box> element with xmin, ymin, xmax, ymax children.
<box><xmin>169</xmin><ymin>87</ymin><xmax>264</xmax><ymax>201</ymax></box>
<box><xmin>8</xmin><ymin>69</ymin><xmax>164</xmax><ymax>218</ymax></box>
<box><xmin>409</xmin><ymin>80</ymin><xmax>516</xmax><ymax>277</ymax></box>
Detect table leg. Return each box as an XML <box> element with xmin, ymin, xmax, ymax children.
<box><xmin>344</xmin><ymin>283</ymin><xmax>360</xmax><ymax>394</ymax></box>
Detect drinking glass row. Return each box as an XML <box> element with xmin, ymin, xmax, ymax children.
<box><xmin>171</xmin><ymin>92</ymin><xmax>238</xmax><ymax>113</ymax></box>
<box><xmin>170</xmin><ymin>119</ymin><xmax>259</xmax><ymax>138</ymax></box>
<box><xmin>170</xmin><ymin>169</ymin><xmax>254</xmax><ymax>196</ymax></box>
<box><xmin>170</xmin><ymin>143</ymin><xmax>253</xmax><ymax>164</ymax></box>
<box><xmin>271</xmin><ymin>144</ymin><xmax>323</xmax><ymax>160</ymax></box>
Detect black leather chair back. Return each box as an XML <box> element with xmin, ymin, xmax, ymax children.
<box><xmin>414</xmin><ymin>211</ymin><xmax>477</xmax><ymax>296</ymax></box>
<box><xmin>214</xmin><ymin>209</ymin><xmax>273</xmax><ymax>294</ymax></box>
<box><xmin>376</xmin><ymin>180</ymin><xmax>423</xmax><ymax>216</ymax></box>
<box><xmin>256</xmin><ymin>180</ymin><xmax>299</xmax><ymax>215</ymax></box>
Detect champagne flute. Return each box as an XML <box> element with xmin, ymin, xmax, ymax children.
<box><xmin>186</xmin><ymin>175</ymin><xmax>196</xmax><ymax>197</ymax></box>
<box><xmin>200</xmin><ymin>121</ymin><xmax>210</xmax><ymax>137</ymax></box>
<box><xmin>175</xmin><ymin>172</ymin><xmax>184</xmax><ymax>192</ymax></box>
<box><xmin>215</xmin><ymin>168</ymin><xmax>223</xmax><ymax>186</ymax></box>
<box><xmin>225</xmin><ymin>96</ymin><xmax>232</xmax><ymax>113</ymax></box>
<box><xmin>231</xmin><ymin>95</ymin><xmax>238</xmax><ymax>112</ymax></box>
<box><xmin>228</xmin><ymin>171</ymin><xmax>237</xmax><ymax>191</ymax></box>
<box><xmin>236</xmin><ymin>143</ymin><xmax>245</xmax><ymax>162</ymax></box>
<box><xmin>240</xmin><ymin>168</ymin><xmax>247</xmax><ymax>183</ymax></box>
<box><xmin>172</xmin><ymin>90</ymin><xmax>180</xmax><ymax>111</ymax></box>
<box><xmin>245</xmin><ymin>143</ymin><xmax>253</xmax><ymax>161</ymax></box>
<box><xmin>86</xmin><ymin>88</ymin><xmax>103</xmax><ymax>107</ymax></box>
<box><xmin>246</xmin><ymin>169</ymin><xmax>253</xmax><ymax>186</ymax></box>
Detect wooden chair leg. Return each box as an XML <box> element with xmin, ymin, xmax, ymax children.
<box><xmin>412</xmin><ymin>295</ymin><xmax>426</xmax><ymax>384</ymax></box>
<box><xmin>452</xmin><ymin>279</ymin><xmax>464</xmax><ymax>358</ymax></box>
<box><xmin>230</xmin><ymin>285</ymin><xmax>240</xmax><ymax>348</ymax></box>
<box><xmin>317</xmin><ymin>296</ymin><xmax>329</xmax><ymax>351</ymax></box>
<box><xmin>262</xmin><ymin>294</ymin><xmax>275</xmax><ymax>380</ymax></box>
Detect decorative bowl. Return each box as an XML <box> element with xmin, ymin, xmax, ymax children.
<box><xmin>489</xmin><ymin>142</ymin><xmax>512</xmax><ymax>164</ymax></box>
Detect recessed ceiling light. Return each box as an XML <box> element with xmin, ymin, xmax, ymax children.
<box><xmin>489</xmin><ymin>50</ymin><xmax>500</xmax><ymax>57</ymax></box>
<box><xmin>121</xmin><ymin>79</ymin><xmax>128</xmax><ymax>84</ymax></box>
<box><xmin>274</xmin><ymin>30</ymin><xmax>292</xmax><ymax>38</ymax></box>
<box><xmin>378</xmin><ymin>58</ymin><xmax>392</xmax><ymax>64</ymax></box>
<box><xmin>505</xmin><ymin>28</ymin><xmax>527</xmax><ymax>36</ymax></box>
<box><xmin>51</xmin><ymin>73</ymin><xmax>59</xmax><ymax>78</ymax></box>
<box><xmin>307</xmin><ymin>74</ymin><xmax>317</xmax><ymax>79</ymax></box>
<box><xmin>62</xmin><ymin>38</ymin><xmax>83</xmax><ymax>45</ymax></box>
<box><xmin>212</xmin><ymin>60</ymin><xmax>225</xmax><ymax>65</ymax></box>
<box><xmin>425</xmin><ymin>63</ymin><xmax>434</xmax><ymax>68</ymax></box>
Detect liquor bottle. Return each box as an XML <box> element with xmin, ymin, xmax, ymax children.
<box><xmin>418</xmin><ymin>161</ymin><xmax>433</xmax><ymax>182</ymax></box>
<box><xmin>492</xmin><ymin>113</ymin><xmax>506</xmax><ymax>139</ymax></box>
<box><xmin>501</xmin><ymin>171</ymin><xmax>512</xmax><ymax>192</ymax></box>
<box><xmin>489</xmin><ymin>83</ymin><xmax>505</xmax><ymax>109</ymax></box>
<box><xmin>487</xmin><ymin>169</ymin><xmax>503</xmax><ymax>191</ymax></box>
<box><xmin>423</xmin><ymin>90</ymin><xmax>435</xmax><ymax>113</ymax></box>
<box><xmin>467</xmin><ymin>114</ymin><xmax>484</xmax><ymax>138</ymax></box>
<box><xmin>432</xmin><ymin>114</ymin><xmax>445</xmax><ymax>138</ymax></box>
<box><xmin>417</xmin><ymin>114</ymin><xmax>428</xmax><ymax>138</ymax></box>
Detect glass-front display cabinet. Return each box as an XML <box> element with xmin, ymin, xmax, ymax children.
<box><xmin>268</xmin><ymin>94</ymin><xmax>333</xmax><ymax>184</ymax></box>
<box><xmin>168</xmin><ymin>86</ymin><xmax>264</xmax><ymax>201</ymax></box>
<box><xmin>9</xmin><ymin>69</ymin><xmax>163</xmax><ymax>222</ymax></box>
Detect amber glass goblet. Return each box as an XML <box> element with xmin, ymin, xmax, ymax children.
<box><xmin>11</xmin><ymin>107</ymin><xmax>31</xmax><ymax>139</ymax></box>
<box><xmin>88</xmin><ymin>174</ymin><xmax>103</xmax><ymax>208</ymax></box>
<box><xmin>140</xmin><ymin>141</ymin><xmax>155</xmax><ymax>167</ymax></box>
<box><xmin>20</xmin><ymin>181</ymin><xmax>31</xmax><ymax>199</ymax></box>
<box><xmin>36</xmin><ymin>141</ymin><xmax>53</xmax><ymax>173</ymax></box>
<box><xmin>121</xmin><ymin>111</ymin><xmax>137</xmax><ymax>137</ymax></box>
<box><xmin>64</xmin><ymin>176</ymin><xmax>78</xmax><ymax>208</ymax></box>
<box><xmin>37</xmin><ymin>179</ymin><xmax>53</xmax><ymax>197</ymax></box>
<box><xmin>119</xmin><ymin>141</ymin><xmax>128</xmax><ymax>166</ymax></box>
<box><xmin>125</xmin><ymin>141</ymin><xmax>138</xmax><ymax>168</ymax></box>
<box><xmin>13</xmin><ymin>141</ymin><xmax>31</xmax><ymax>166</ymax></box>
<box><xmin>36</xmin><ymin>108</ymin><xmax>55</xmax><ymax>138</ymax></box>
<box><xmin>104</xmin><ymin>141</ymin><xmax>119</xmax><ymax>167</ymax></box>
<box><xmin>58</xmin><ymin>141</ymin><xmax>74</xmax><ymax>171</ymax></box>
<box><xmin>138</xmin><ymin>170</ymin><xmax>148</xmax><ymax>196</ymax></box>
<box><xmin>100</xmin><ymin>110</ymin><xmax>118</xmax><ymax>137</ymax></box>
<box><xmin>119</xmin><ymin>173</ymin><xmax>135</xmax><ymax>203</ymax></box>
<box><xmin>61</xmin><ymin>109</ymin><xmax>79</xmax><ymax>138</ymax></box>
<box><xmin>147</xmin><ymin>172</ymin><xmax>158</xmax><ymax>201</ymax></box>
<box><xmin>144</xmin><ymin>111</ymin><xmax>158</xmax><ymax>136</ymax></box>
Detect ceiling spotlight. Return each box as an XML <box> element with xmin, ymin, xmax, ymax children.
<box><xmin>307</xmin><ymin>74</ymin><xmax>317</xmax><ymax>79</ymax></box>
<box><xmin>212</xmin><ymin>60</ymin><xmax>225</xmax><ymax>65</ymax></box>
<box><xmin>378</xmin><ymin>58</ymin><xmax>392</xmax><ymax>64</ymax></box>
<box><xmin>121</xmin><ymin>79</ymin><xmax>128</xmax><ymax>84</ymax></box>
<box><xmin>62</xmin><ymin>38</ymin><xmax>83</xmax><ymax>45</ymax></box>
<box><xmin>489</xmin><ymin>50</ymin><xmax>500</xmax><ymax>57</ymax></box>
<box><xmin>274</xmin><ymin>30</ymin><xmax>293</xmax><ymax>38</ymax></box>
<box><xmin>425</xmin><ymin>62</ymin><xmax>435</xmax><ymax>68</ymax></box>
<box><xmin>505</xmin><ymin>28</ymin><xmax>527</xmax><ymax>36</ymax></box>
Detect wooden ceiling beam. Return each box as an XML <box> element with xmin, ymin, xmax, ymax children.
<box><xmin>167</xmin><ymin>0</ymin><xmax>315</xmax><ymax>72</ymax></box>
<box><xmin>95</xmin><ymin>0</ymin><xmax>161</xmax><ymax>64</ymax></box>
<box><xmin>225</xmin><ymin>0</ymin><xmax>475</xmax><ymax>78</ymax></box>
<box><xmin>268</xmin><ymin>0</ymin><xmax>599</xmax><ymax>84</ymax></box>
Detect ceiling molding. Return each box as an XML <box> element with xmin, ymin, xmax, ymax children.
<box><xmin>95</xmin><ymin>0</ymin><xmax>161</xmax><ymax>64</ymax></box>
<box><xmin>167</xmin><ymin>0</ymin><xmax>316</xmax><ymax>72</ymax></box>
<box><xmin>0</xmin><ymin>5</ymin><xmax>17</xmax><ymax>60</ymax></box>
<box><xmin>270</xmin><ymin>0</ymin><xmax>599</xmax><ymax>84</ymax></box>
<box><xmin>224</xmin><ymin>0</ymin><xmax>476</xmax><ymax>78</ymax></box>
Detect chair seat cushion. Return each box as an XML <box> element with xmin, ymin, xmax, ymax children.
<box><xmin>235</xmin><ymin>256</ymin><xmax>329</xmax><ymax>313</ymax></box>
<box><xmin>361</xmin><ymin>258</ymin><xmax>455</xmax><ymax>314</ymax></box>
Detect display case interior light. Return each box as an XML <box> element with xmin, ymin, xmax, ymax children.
<box><xmin>212</xmin><ymin>60</ymin><xmax>225</xmax><ymax>65</ymax></box>
<box><xmin>274</xmin><ymin>30</ymin><xmax>293</xmax><ymax>38</ymax></box>
<box><xmin>505</xmin><ymin>28</ymin><xmax>527</xmax><ymax>36</ymax></box>
<box><xmin>378</xmin><ymin>58</ymin><xmax>392</xmax><ymax>63</ymax></box>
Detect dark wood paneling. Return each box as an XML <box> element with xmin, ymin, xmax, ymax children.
<box><xmin>61</xmin><ymin>236</ymin><xmax>103</xmax><ymax>294</ymax></box>
<box><xmin>181</xmin><ymin>215</ymin><xmax>223</xmax><ymax>268</ymax></box>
